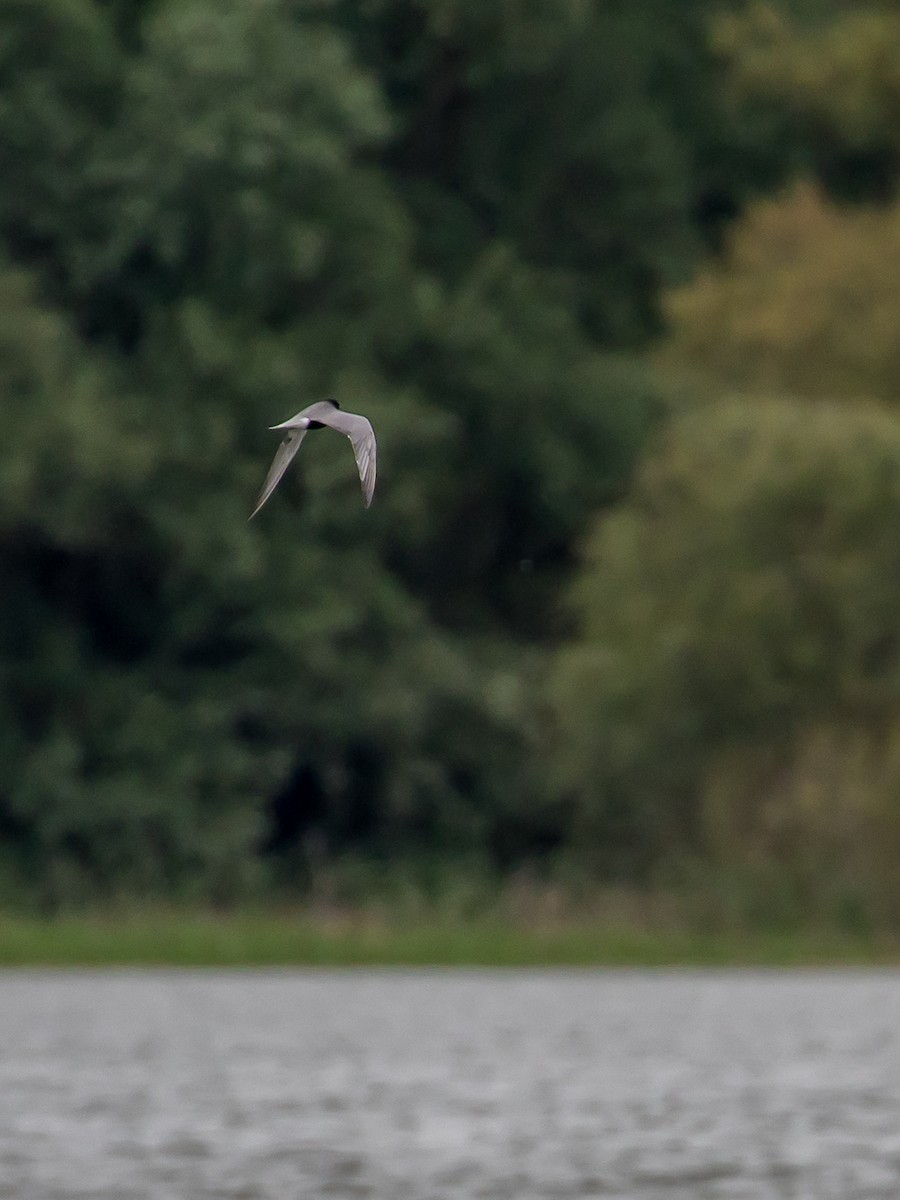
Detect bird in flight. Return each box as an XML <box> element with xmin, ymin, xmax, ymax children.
<box><xmin>249</xmin><ymin>400</ymin><xmax>377</xmax><ymax>519</ymax></box>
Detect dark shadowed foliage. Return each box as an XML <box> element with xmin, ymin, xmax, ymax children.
<box><xmin>0</xmin><ymin>0</ymin><xmax>837</xmax><ymax>907</ymax></box>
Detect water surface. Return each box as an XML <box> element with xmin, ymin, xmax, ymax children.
<box><xmin>1</xmin><ymin>969</ymin><xmax>898</xmax><ymax>1198</ymax></box>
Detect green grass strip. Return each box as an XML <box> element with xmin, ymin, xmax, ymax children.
<box><xmin>0</xmin><ymin>912</ymin><xmax>897</xmax><ymax>967</ymax></box>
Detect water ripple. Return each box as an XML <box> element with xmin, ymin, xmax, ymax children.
<box><xmin>1</xmin><ymin>969</ymin><xmax>899</xmax><ymax>1198</ymax></box>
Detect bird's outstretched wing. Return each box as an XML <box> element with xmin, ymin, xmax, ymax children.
<box><xmin>249</xmin><ymin>428</ymin><xmax>308</xmax><ymax>519</ymax></box>
<box><xmin>315</xmin><ymin>408</ymin><xmax>377</xmax><ymax>507</ymax></box>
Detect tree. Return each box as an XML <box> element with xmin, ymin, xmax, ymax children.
<box><xmin>550</xmin><ymin>396</ymin><xmax>900</xmax><ymax>917</ymax></box>
<box><xmin>0</xmin><ymin>0</ymin><xmax>573</xmax><ymax>900</ymax></box>
<box><xmin>661</xmin><ymin>180</ymin><xmax>900</xmax><ymax>402</ymax></box>
<box><xmin>713</xmin><ymin>2</ymin><xmax>900</xmax><ymax>200</ymax></box>
<box><xmin>0</xmin><ymin>0</ymin><xmax>790</xmax><ymax>902</ymax></box>
<box><xmin>340</xmin><ymin>0</ymin><xmax>757</xmax><ymax>344</ymax></box>
<box><xmin>73</xmin><ymin>0</ymin><xmax>655</xmax><ymax>638</ymax></box>
<box><xmin>0</xmin><ymin>0</ymin><xmax>121</xmax><ymax>269</ymax></box>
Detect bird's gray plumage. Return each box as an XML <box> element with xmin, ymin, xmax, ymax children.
<box><xmin>249</xmin><ymin>400</ymin><xmax>377</xmax><ymax>519</ymax></box>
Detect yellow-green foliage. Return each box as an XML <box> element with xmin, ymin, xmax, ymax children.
<box><xmin>581</xmin><ymin>21</ymin><xmax>900</xmax><ymax>912</ymax></box>
<box><xmin>713</xmin><ymin>3</ymin><xmax>900</xmax><ymax>156</ymax></box>
<box><xmin>551</xmin><ymin>396</ymin><xmax>900</xmax><ymax>912</ymax></box>
<box><xmin>662</xmin><ymin>181</ymin><xmax>900</xmax><ymax>401</ymax></box>
<box><xmin>702</xmin><ymin>718</ymin><xmax>900</xmax><ymax>925</ymax></box>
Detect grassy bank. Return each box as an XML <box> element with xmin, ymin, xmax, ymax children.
<box><xmin>0</xmin><ymin>909</ymin><xmax>898</xmax><ymax>967</ymax></box>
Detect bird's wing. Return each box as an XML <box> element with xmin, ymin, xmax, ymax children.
<box><xmin>315</xmin><ymin>408</ymin><xmax>377</xmax><ymax>507</ymax></box>
<box><xmin>248</xmin><ymin>428</ymin><xmax>308</xmax><ymax>519</ymax></box>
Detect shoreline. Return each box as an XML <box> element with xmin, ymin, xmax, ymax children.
<box><xmin>0</xmin><ymin>911</ymin><xmax>897</xmax><ymax>968</ymax></box>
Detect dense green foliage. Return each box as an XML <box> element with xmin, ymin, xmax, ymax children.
<box><xmin>553</xmin><ymin>1</ymin><xmax>900</xmax><ymax>929</ymax></box>
<box><xmin>1</xmin><ymin>0</ymin><xmax>740</xmax><ymax>905</ymax></box>
<box><xmin>552</xmin><ymin>400</ymin><xmax>900</xmax><ymax>914</ymax></box>
<box><xmin>3</xmin><ymin>0</ymin><xmax>899</xmax><ymax>921</ymax></box>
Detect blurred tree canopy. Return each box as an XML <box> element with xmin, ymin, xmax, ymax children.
<box><xmin>550</xmin><ymin>398</ymin><xmax>900</xmax><ymax>916</ymax></box>
<box><xmin>713</xmin><ymin>1</ymin><xmax>900</xmax><ymax>200</ymax></box>
<box><xmin>661</xmin><ymin>180</ymin><xmax>900</xmax><ymax>402</ymax></box>
<box><xmin>549</xmin><ymin>0</ymin><xmax>900</xmax><ymax>926</ymax></box>
<box><xmin>1</xmin><ymin>0</ymin><xmax>759</xmax><ymax>905</ymax></box>
<box><xmin>5</xmin><ymin>0</ymin><xmax>896</xmax><ymax>915</ymax></box>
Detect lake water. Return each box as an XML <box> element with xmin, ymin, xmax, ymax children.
<box><xmin>0</xmin><ymin>969</ymin><xmax>899</xmax><ymax>1199</ymax></box>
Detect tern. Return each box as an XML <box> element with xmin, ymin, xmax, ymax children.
<box><xmin>250</xmin><ymin>400</ymin><xmax>377</xmax><ymax>518</ymax></box>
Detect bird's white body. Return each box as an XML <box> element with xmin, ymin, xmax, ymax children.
<box><xmin>271</xmin><ymin>416</ymin><xmax>310</xmax><ymax>431</ymax></box>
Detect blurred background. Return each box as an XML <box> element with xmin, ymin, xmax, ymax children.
<box><xmin>3</xmin><ymin>0</ymin><xmax>900</xmax><ymax>936</ymax></box>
